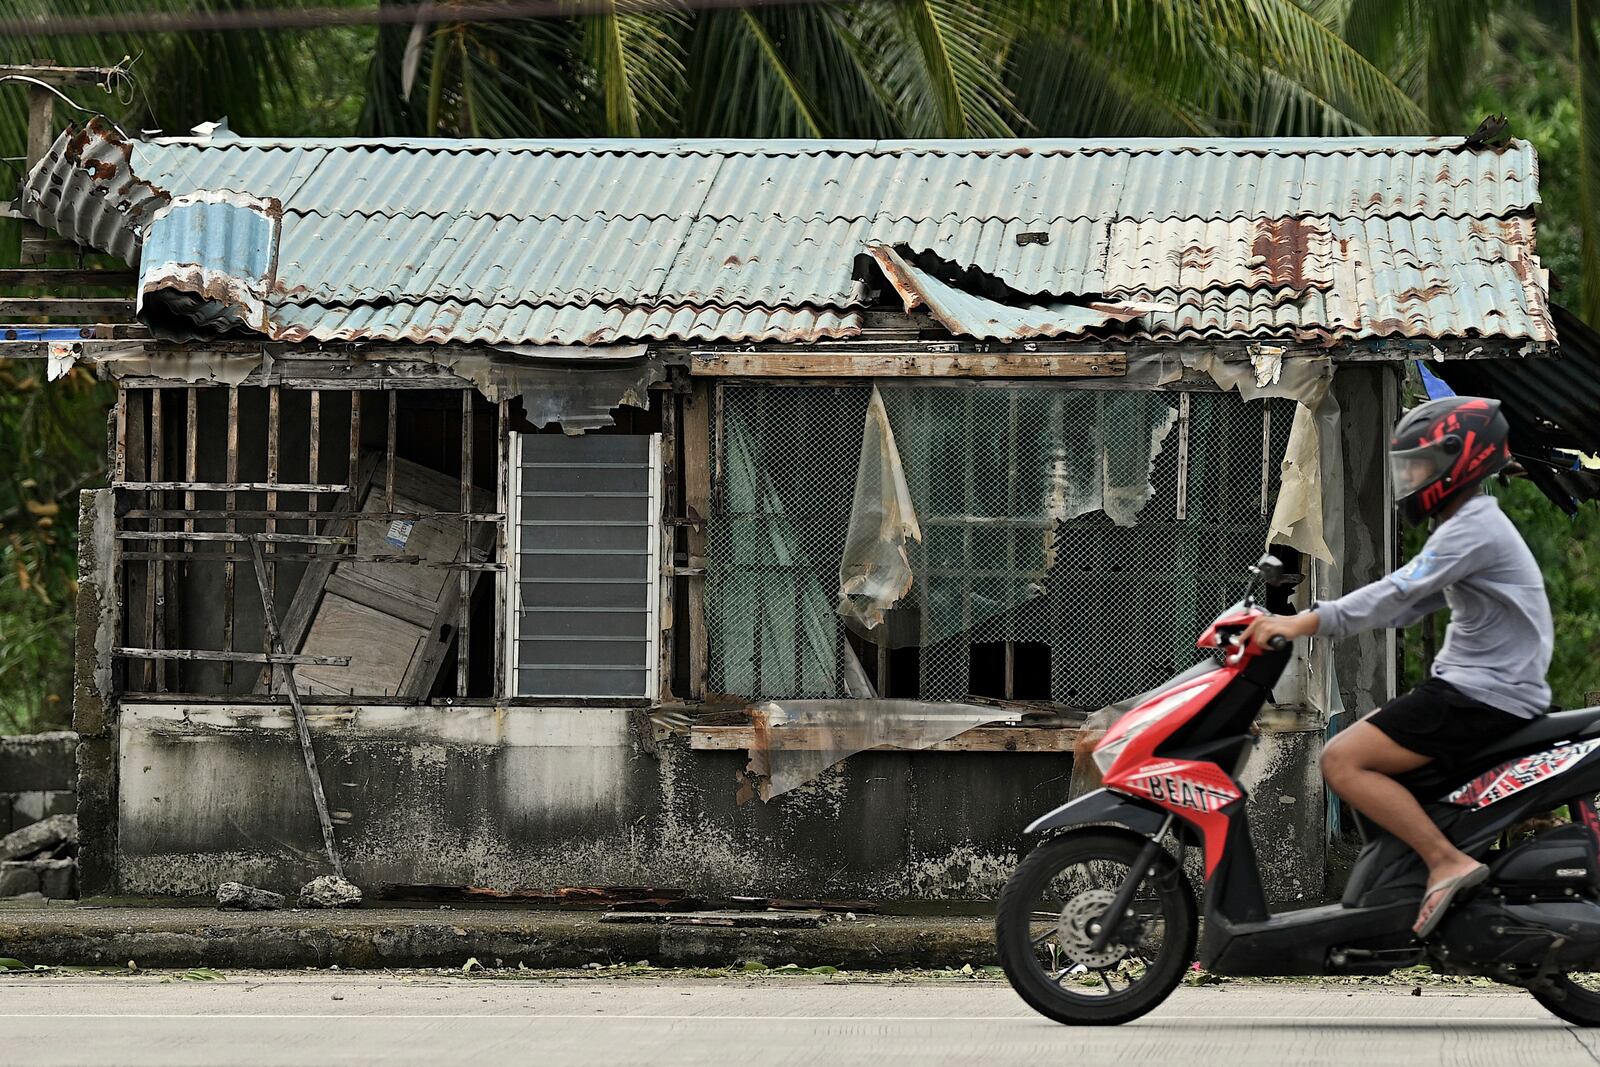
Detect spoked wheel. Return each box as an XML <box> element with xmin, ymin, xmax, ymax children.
<box><xmin>995</xmin><ymin>830</ymin><xmax>1197</xmax><ymax>1026</ymax></box>
<box><xmin>1531</xmin><ymin>973</ymin><xmax>1600</xmax><ymax>1026</ymax></box>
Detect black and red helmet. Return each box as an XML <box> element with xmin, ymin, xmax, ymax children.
<box><xmin>1390</xmin><ymin>395</ymin><xmax>1511</xmax><ymax>526</ymax></box>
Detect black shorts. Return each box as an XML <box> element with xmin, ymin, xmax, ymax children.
<box><xmin>1366</xmin><ymin>677</ymin><xmax>1527</xmax><ymax>769</ymax></box>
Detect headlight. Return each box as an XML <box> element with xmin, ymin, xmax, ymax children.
<box><xmin>1092</xmin><ymin>718</ymin><xmax>1155</xmax><ymax>775</ymax></box>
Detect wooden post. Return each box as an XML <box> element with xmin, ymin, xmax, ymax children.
<box><xmin>458</xmin><ymin>390</ymin><xmax>472</xmax><ymax>697</ymax></box>
<box><xmin>683</xmin><ymin>381</ymin><xmax>711</xmax><ymax>700</ymax></box>
<box><xmin>222</xmin><ymin>386</ymin><xmax>239</xmax><ymax>685</ymax></box>
<box><xmin>264</xmin><ymin>384</ymin><xmax>280</xmax><ymax>690</ymax></box>
<box><xmin>494</xmin><ymin>399</ymin><xmax>510</xmax><ymax>699</ymax></box>
<box><xmin>20</xmin><ymin>79</ymin><xmax>54</xmax><ymax>265</ymax></box>
<box><xmin>146</xmin><ymin>388</ymin><xmax>163</xmax><ymax>691</ymax></box>
<box><xmin>658</xmin><ymin>388</ymin><xmax>678</xmax><ymax>701</ymax></box>
<box><xmin>307</xmin><ymin>389</ymin><xmax>321</xmax><ymax>559</ymax></box>
<box><xmin>385</xmin><ymin>390</ymin><xmax>397</xmax><ymax>513</ymax></box>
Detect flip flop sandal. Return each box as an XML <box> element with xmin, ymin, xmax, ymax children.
<box><xmin>1413</xmin><ymin>863</ymin><xmax>1490</xmax><ymax>939</ymax></box>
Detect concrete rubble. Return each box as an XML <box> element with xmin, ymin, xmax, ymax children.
<box><xmin>216</xmin><ymin>882</ymin><xmax>285</xmax><ymax>912</ymax></box>
<box><xmin>298</xmin><ymin>875</ymin><xmax>363</xmax><ymax>909</ymax></box>
<box><xmin>0</xmin><ymin>815</ymin><xmax>77</xmax><ymax>862</ymax></box>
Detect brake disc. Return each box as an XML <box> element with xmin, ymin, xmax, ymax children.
<box><xmin>1055</xmin><ymin>889</ymin><xmax>1132</xmax><ymax>970</ymax></box>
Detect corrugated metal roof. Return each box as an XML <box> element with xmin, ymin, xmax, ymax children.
<box><xmin>22</xmin><ymin>120</ymin><xmax>1551</xmax><ymax>347</ymax></box>
<box><xmin>130</xmin><ymin>138</ymin><xmax>1538</xmax><ymax>222</ymax></box>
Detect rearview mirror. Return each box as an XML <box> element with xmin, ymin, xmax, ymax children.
<box><xmin>1252</xmin><ymin>554</ymin><xmax>1285</xmax><ymax>586</ymax></box>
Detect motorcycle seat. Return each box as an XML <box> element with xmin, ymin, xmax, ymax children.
<box><xmin>1400</xmin><ymin>705</ymin><xmax>1600</xmax><ymax>799</ymax></box>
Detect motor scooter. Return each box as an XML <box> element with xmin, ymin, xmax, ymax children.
<box><xmin>995</xmin><ymin>555</ymin><xmax>1600</xmax><ymax>1026</ymax></box>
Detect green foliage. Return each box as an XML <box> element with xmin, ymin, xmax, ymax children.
<box><xmin>0</xmin><ymin>359</ymin><xmax>110</xmax><ymax>734</ymax></box>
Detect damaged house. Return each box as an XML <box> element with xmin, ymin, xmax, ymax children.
<box><xmin>13</xmin><ymin>121</ymin><xmax>1564</xmax><ymax>903</ymax></box>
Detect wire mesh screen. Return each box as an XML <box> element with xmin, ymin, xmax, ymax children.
<box><xmin>706</xmin><ymin>383</ymin><xmax>1296</xmax><ymax>707</ymax></box>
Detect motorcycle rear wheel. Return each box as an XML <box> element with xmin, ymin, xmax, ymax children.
<box><xmin>1531</xmin><ymin>975</ymin><xmax>1600</xmax><ymax>1026</ymax></box>
<box><xmin>995</xmin><ymin>829</ymin><xmax>1197</xmax><ymax>1026</ymax></box>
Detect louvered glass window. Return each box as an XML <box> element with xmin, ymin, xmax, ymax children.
<box><xmin>509</xmin><ymin>434</ymin><xmax>659</xmax><ymax>698</ymax></box>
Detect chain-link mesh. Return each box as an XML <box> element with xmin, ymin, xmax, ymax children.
<box><xmin>706</xmin><ymin>383</ymin><xmax>1295</xmax><ymax>707</ymax></box>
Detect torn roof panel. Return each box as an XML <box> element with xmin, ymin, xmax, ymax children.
<box><xmin>22</xmin><ymin>120</ymin><xmax>1551</xmax><ymax>346</ymax></box>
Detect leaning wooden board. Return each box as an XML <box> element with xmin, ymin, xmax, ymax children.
<box><xmin>260</xmin><ymin>455</ymin><xmax>494</xmax><ymax>699</ymax></box>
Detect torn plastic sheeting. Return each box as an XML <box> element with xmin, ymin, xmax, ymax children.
<box><xmin>835</xmin><ymin>386</ymin><xmax>1182</xmax><ymax>652</ymax></box>
<box><xmin>1183</xmin><ymin>350</ymin><xmax>1338</xmax><ymax>564</ymax></box>
<box><xmin>70</xmin><ymin>348</ymin><xmax>263</xmax><ymax>387</ymax></box>
<box><xmin>430</xmin><ymin>345</ymin><xmax>648</xmax><ymax>406</ymax></box>
<box><xmin>745</xmin><ymin>700</ymin><xmax>1008</xmax><ymax>801</ymax></box>
<box><xmin>515</xmin><ymin>351</ymin><xmax>666</xmax><ymax>434</ymax></box>
<box><xmin>838</xmin><ymin>385</ymin><xmax>923</xmax><ymax>632</ymax></box>
<box><xmin>866</xmin><ymin>243</ymin><xmax>1168</xmax><ymax>341</ymax></box>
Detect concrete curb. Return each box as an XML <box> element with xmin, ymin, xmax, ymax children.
<box><xmin>0</xmin><ymin>906</ymin><xmax>997</xmax><ymax>971</ymax></box>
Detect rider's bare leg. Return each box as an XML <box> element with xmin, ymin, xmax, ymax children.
<box><xmin>1321</xmin><ymin>721</ymin><xmax>1482</xmax><ymax>918</ymax></box>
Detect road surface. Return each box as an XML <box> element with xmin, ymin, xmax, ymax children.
<box><xmin>2</xmin><ymin>972</ymin><xmax>1596</xmax><ymax>1066</ymax></box>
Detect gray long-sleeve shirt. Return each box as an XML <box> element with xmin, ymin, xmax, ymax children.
<box><xmin>1314</xmin><ymin>494</ymin><xmax>1553</xmax><ymax>717</ymax></box>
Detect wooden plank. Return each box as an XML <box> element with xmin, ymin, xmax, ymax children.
<box><xmin>117</xmin><ymin>531</ymin><xmax>355</xmax><ymax>545</ymax></box>
<box><xmin>458</xmin><ymin>391</ymin><xmax>472</xmax><ymax>697</ymax></box>
<box><xmin>114</xmin><ymin>647</ymin><xmax>352</xmax><ymax>667</ymax></box>
<box><xmin>114</xmin><ymin>480</ymin><xmax>352</xmax><ymax>493</ymax></box>
<box><xmin>688</xmin><ymin>724</ymin><xmax>1079</xmax><ymax>753</ymax></box>
<box><xmin>0</xmin><ymin>297</ymin><xmax>136</xmax><ymax>318</ymax></box>
<box><xmin>0</xmin><ymin>64</ymin><xmax>122</xmax><ymax>86</ymax></box>
<box><xmin>690</xmin><ymin>352</ymin><xmax>1126</xmax><ymax>378</ymax></box>
<box><xmin>0</xmin><ymin>269</ymin><xmax>136</xmax><ymax>287</ymax></box>
<box><xmin>245</xmin><ymin>536</ymin><xmax>344</xmax><ymax>878</ymax></box>
<box><xmin>19</xmin><ymin>235</ymin><xmax>83</xmax><ymax>261</ymax></box>
<box><xmin>124</xmin><ymin>508</ymin><xmax>504</xmax><ymax>522</ymax></box>
<box><xmin>682</xmin><ymin>381</ymin><xmax>711</xmax><ymax>700</ymax></box>
<box><xmin>19</xmin><ymin>83</ymin><xmax>53</xmax><ymax>267</ymax></box>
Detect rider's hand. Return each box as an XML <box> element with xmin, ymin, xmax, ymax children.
<box><xmin>1242</xmin><ymin>610</ymin><xmax>1320</xmax><ymax>650</ymax></box>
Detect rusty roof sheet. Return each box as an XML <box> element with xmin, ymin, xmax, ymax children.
<box><xmin>21</xmin><ymin>120</ymin><xmax>1551</xmax><ymax>347</ymax></box>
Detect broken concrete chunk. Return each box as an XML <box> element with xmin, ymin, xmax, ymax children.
<box><xmin>0</xmin><ymin>814</ymin><xmax>76</xmax><ymax>861</ymax></box>
<box><xmin>217</xmin><ymin>882</ymin><xmax>285</xmax><ymax>911</ymax></box>
<box><xmin>0</xmin><ymin>862</ymin><xmax>41</xmax><ymax>897</ymax></box>
<box><xmin>35</xmin><ymin>859</ymin><xmax>75</xmax><ymax>900</ymax></box>
<box><xmin>298</xmin><ymin>875</ymin><xmax>362</xmax><ymax>909</ymax></box>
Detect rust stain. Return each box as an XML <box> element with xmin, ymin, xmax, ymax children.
<box><xmin>1250</xmin><ymin>217</ymin><xmax>1324</xmax><ymax>291</ymax></box>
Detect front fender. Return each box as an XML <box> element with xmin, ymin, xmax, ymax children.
<box><xmin>1024</xmin><ymin>788</ymin><xmax>1169</xmax><ymax>837</ymax></box>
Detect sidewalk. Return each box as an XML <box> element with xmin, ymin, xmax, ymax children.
<box><xmin>0</xmin><ymin>902</ymin><xmax>995</xmax><ymax>971</ymax></box>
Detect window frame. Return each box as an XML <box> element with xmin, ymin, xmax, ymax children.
<box><xmin>503</xmin><ymin>431</ymin><xmax>662</xmax><ymax>703</ymax></box>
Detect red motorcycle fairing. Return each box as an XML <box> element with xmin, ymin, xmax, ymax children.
<box><xmin>1109</xmin><ymin>758</ymin><xmax>1242</xmax><ymax>877</ymax></box>
<box><xmin>1095</xmin><ymin>652</ymin><xmax>1255</xmax><ymax>879</ymax></box>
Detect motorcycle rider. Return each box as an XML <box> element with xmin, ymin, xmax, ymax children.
<box><xmin>1243</xmin><ymin>395</ymin><xmax>1553</xmax><ymax>938</ymax></box>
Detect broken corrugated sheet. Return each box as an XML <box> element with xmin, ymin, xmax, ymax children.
<box><xmin>866</xmin><ymin>244</ymin><xmax>1167</xmax><ymax>340</ymax></box>
<box><xmin>22</xmin><ymin>121</ymin><xmax>1551</xmax><ymax>346</ymax></box>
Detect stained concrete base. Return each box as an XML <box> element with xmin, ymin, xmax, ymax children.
<box><xmin>0</xmin><ymin>903</ymin><xmax>994</xmax><ymax>971</ymax></box>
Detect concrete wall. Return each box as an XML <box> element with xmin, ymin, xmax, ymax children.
<box><xmin>115</xmin><ymin>703</ymin><xmax>1321</xmax><ymax>903</ymax></box>
<box><xmin>0</xmin><ymin>732</ymin><xmax>78</xmax><ymax>833</ymax></box>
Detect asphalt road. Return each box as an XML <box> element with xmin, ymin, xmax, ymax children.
<box><xmin>2</xmin><ymin>972</ymin><xmax>1598</xmax><ymax>1067</ymax></box>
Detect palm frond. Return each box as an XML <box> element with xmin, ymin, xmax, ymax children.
<box><xmin>583</xmin><ymin>3</ymin><xmax>683</xmax><ymax>137</ymax></box>
<box><xmin>1574</xmin><ymin>0</ymin><xmax>1600</xmax><ymax>324</ymax></box>
<box><xmin>852</xmin><ymin>0</ymin><xmax>1019</xmax><ymax>138</ymax></box>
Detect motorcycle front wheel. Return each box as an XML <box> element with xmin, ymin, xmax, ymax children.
<box><xmin>995</xmin><ymin>829</ymin><xmax>1197</xmax><ymax>1026</ymax></box>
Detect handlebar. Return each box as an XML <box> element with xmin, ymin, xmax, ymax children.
<box><xmin>1267</xmin><ymin>635</ymin><xmax>1289</xmax><ymax>652</ymax></box>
